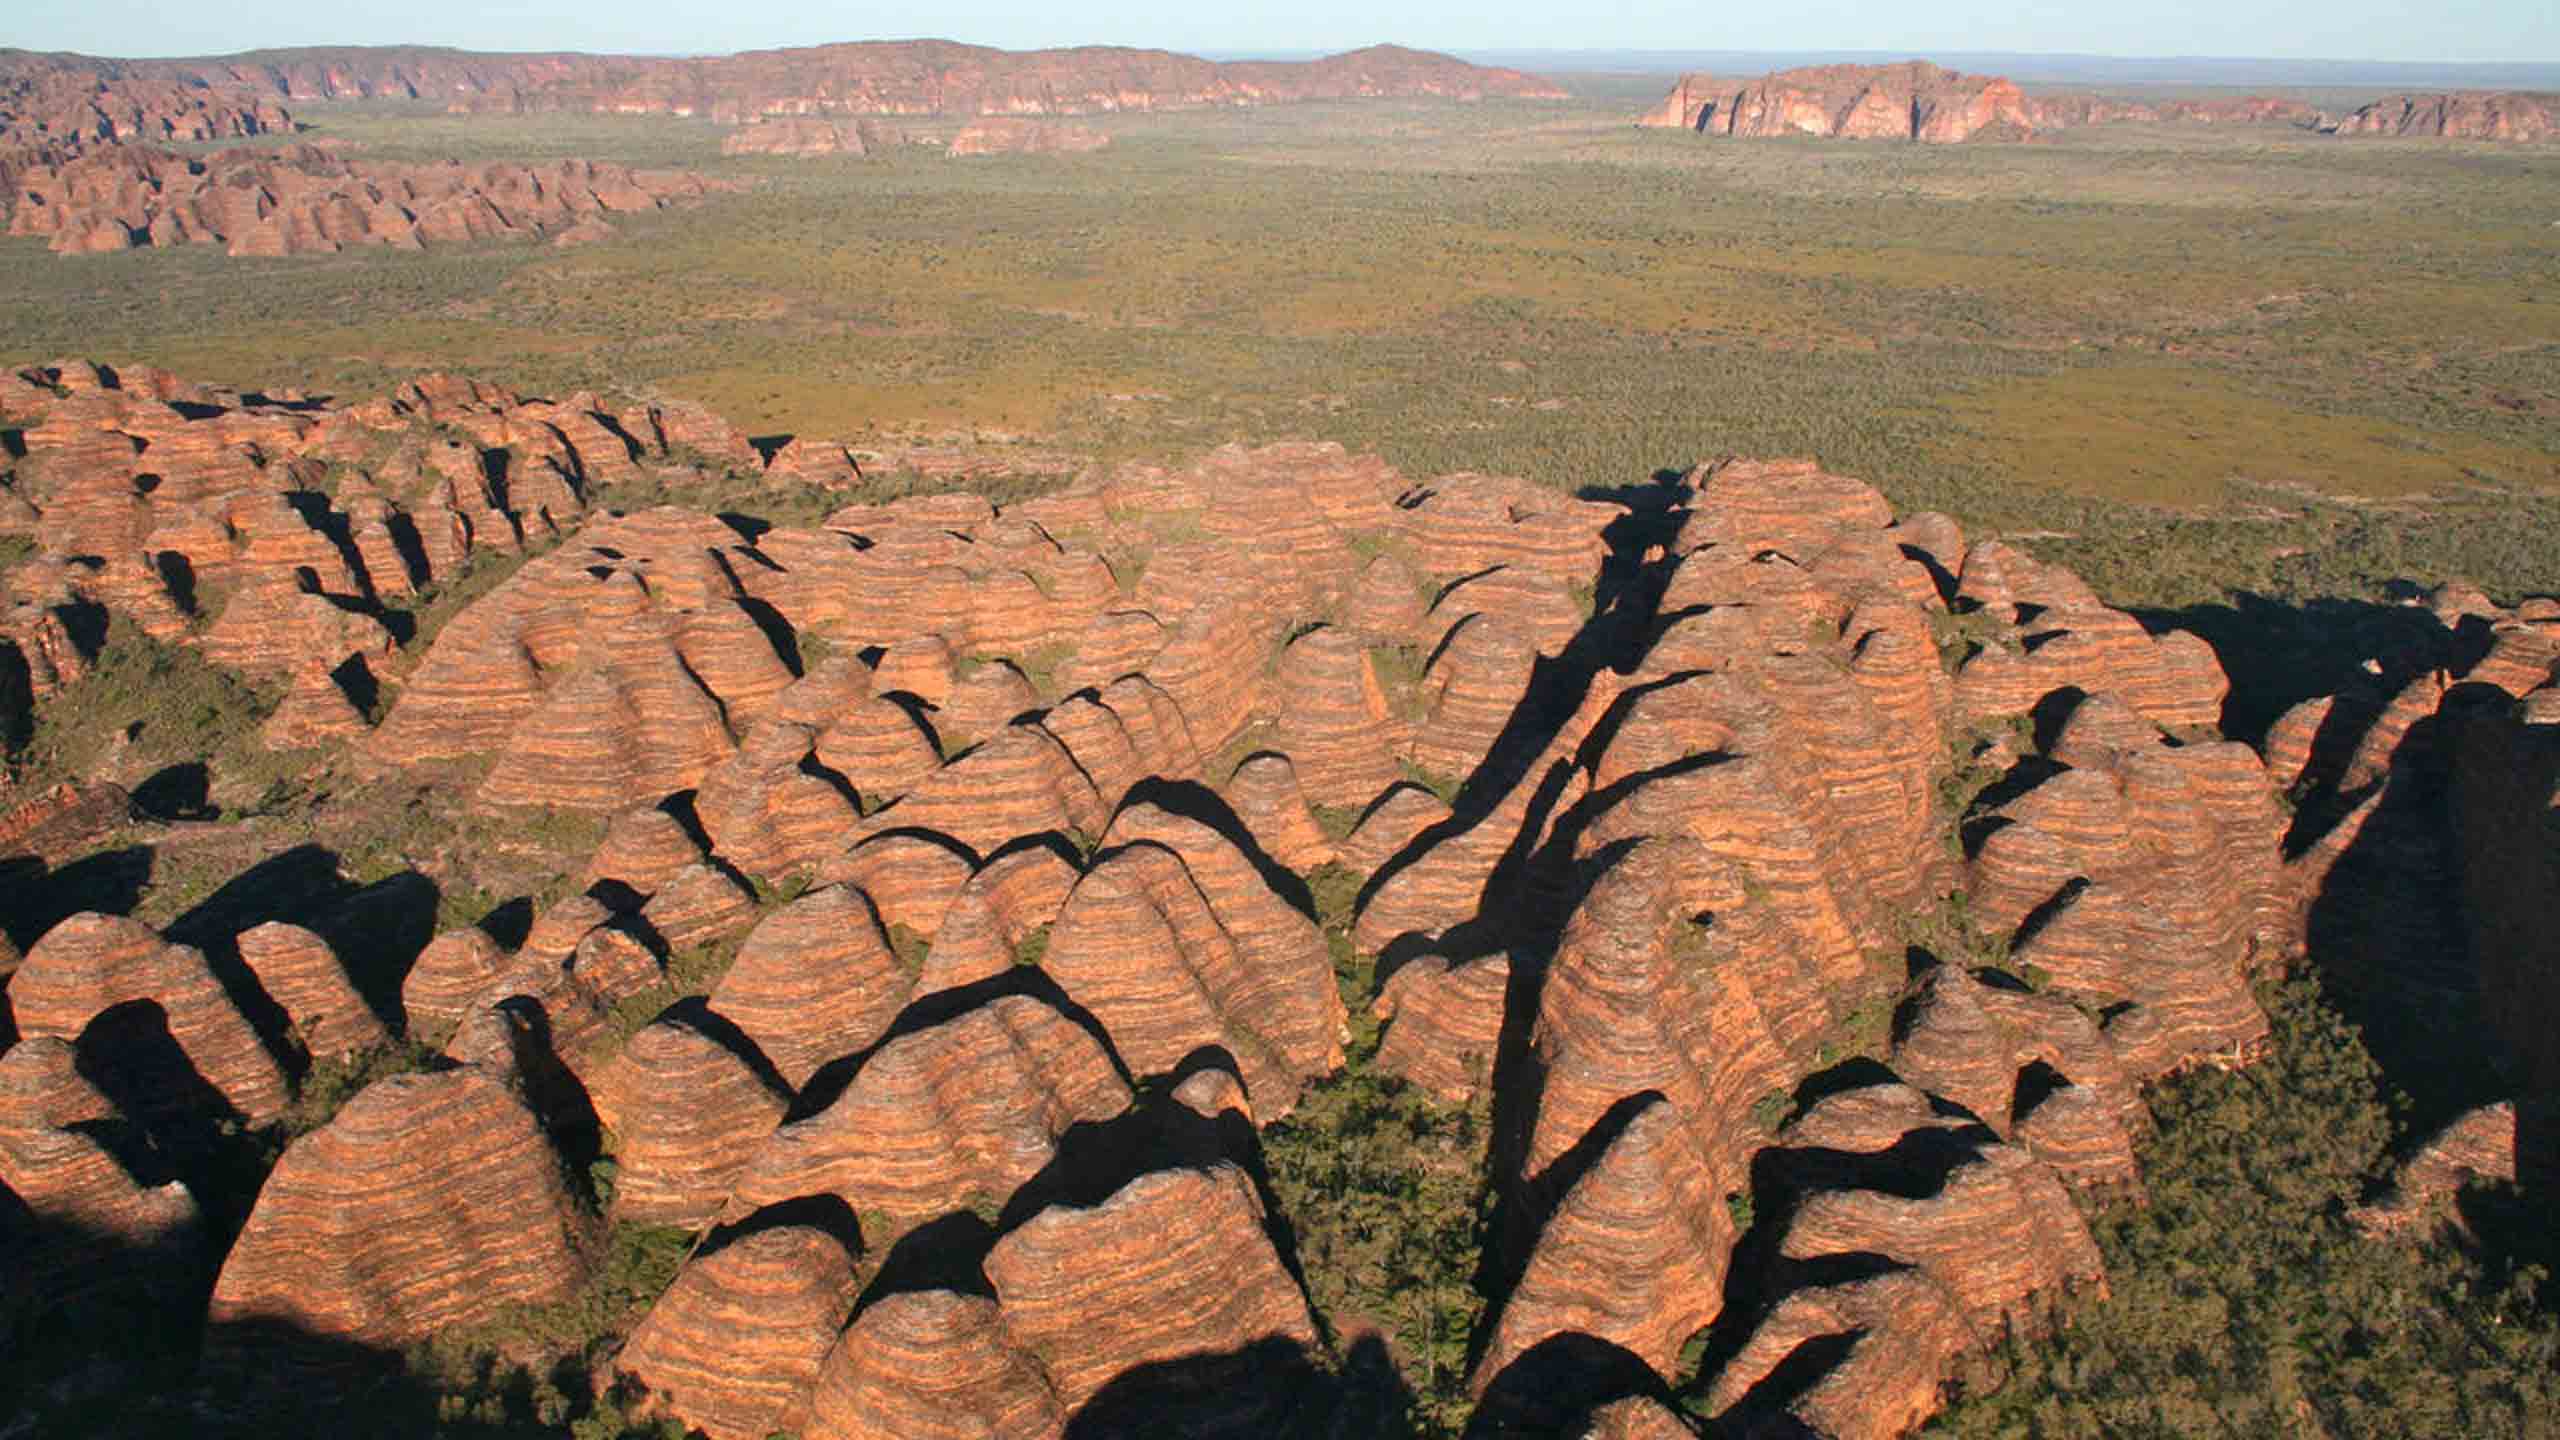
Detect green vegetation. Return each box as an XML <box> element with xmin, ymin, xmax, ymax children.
<box><xmin>280</xmin><ymin>1040</ymin><xmax>442</xmax><ymax>1138</ymax></box>
<box><xmin>1930</xmin><ymin>976</ymin><xmax>2560</xmax><ymax>1439</ymax></box>
<box><xmin>1262</xmin><ymin>860</ymin><xmax>1492</xmax><ymax>1435</ymax></box>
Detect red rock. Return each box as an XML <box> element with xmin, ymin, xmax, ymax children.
<box><xmin>727</xmin><ymin>993</ymin><xmax>1130</xmax><ymax>1229</ymax></box>
<box><xmin>11</xmin><ymin>912</ymin><xmax>290</xmax><ymax>1121</ymax></box>
<box><xmin>2349</xmin><ymin>1102</ymin><xmax>2519</xmax><ymax>1234</ymax></box>
<box><xmin>614</xmin><ymin>1224</ymin><xmax>861</xmax><ymax>1440</ymax></box>
<box><xmin>706</xmin><ymin>884</ymin><xmax>912</xmax><ymax>1090</ymax></box>
<box><xmin>586</xmin><ymin>805</ymin><xmax>710</xmax><ymax>898</ymax></box>
<box><xmin>1223</xmin><ymin>752</ymin><xmax>1338</xmax><ymax>872</ymax></box>
<box><xmin>593</xmin><ymin>1006</ymin><xmax>791</xmax><ymax>1226</ymax></box>
<box><xmin>1373</xmin><ymin>952</ymin><xmax>1508</xmax><ymax>1104</ymax></box>
<box><xmin>1271</xmin><ymin>626</ymin><xmax>1405</xmax><ymax>808</ymax></box>
<box><xmin>815</xmin><ymin>696</ymin><xmax>945</xmax><ymax>807</ymax></box>
<box><xmin>821</xmin><ymin>832</ymin><xmax>973</xmax><ymax>938</ymax></box>
<box><xmin>399</xmin><ymin>926</ymin><xmax>512</xmax><ymax>1037</ymax></box>
<box><xmin>640</xmin><ymin>861</ymin><xmax>761</xmax><ymax>951</ymax></box>
<box><xmin>807</xmin><ymin>1290</ymin><xmax>1066</xmax><ymax>1440</ymax></box>
<box><xmin>695</xmin><ymin>721</ymin><xmax>863</xmax><ymax>881</ymax></box>
<box><xmin>981</xmin><ymin>1164</ymin><xmax>1319</xmax><ymax>1421</ymax></box>
<box><xmin>207</xmin><ymin>1067</ymin><xmax>585</xmax><ymax>1346</ymax></box>
<box><xmin>2334</xmin><ymin>91</ymin><xmax>2556</xmax><ymax>141</ymax></box>
<box><xmin>1702</xmin><ymin>1084</ymin><xmax>2102</xmax><ymax>1439</ymax></box>
<box><xmin>1474</xmin><ymin>1097</ymin><xmax>1728</xmax><ymax>1400</ymax></box>
<box><xmin>234</xmin><ymin>921</ymin><xmax>391</xmax><ymax>1061</ymax></box>
<box><xmin>0</xmin><ymin>1036</ymin><xmax>200</xmax><ymax>1295</ymax></box>
<box><xmin>1651</xmin><ymin>61</ymin><xmax>2047</xmax><ymax>142</ymax></box>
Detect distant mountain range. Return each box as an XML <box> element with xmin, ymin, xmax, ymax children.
<box><xmin>1446</xmin><ymin>50</ymin><xmax>2560</xmax><ymax>90</ymax></box>
<box><xmin>0</xmin><ymin>41</ymin><xmax>1568</xmax><ymax>121</ymax></box>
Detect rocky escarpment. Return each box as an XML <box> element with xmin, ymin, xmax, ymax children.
<box><xmin>2330</xmin><ymin>91</ymin><xmax>2557</xmax><ymax>140</ymax></box>
<box><xmin>8</xmin><ymin>41</ymin><xmax>1565</xmax><ymax>120</ymax></box>
<box><xmin>1643</xmin><ymin>61</ymin><xmax>2046</xmax><ymax>142</ymax></box>
<box><xmin>1641</xmin><ymin>63</ymin><xmax>2555</xmax><ymax>144</ymax></box>
<box><xmin>5</xmin><ymin>143</ymin><xmax>716</xmax><ymax>256</ymax></box>
<box><xmin>947</xmin><ymin>118</ymin><xmax>1110</xmax><ymax>156</ymax></box>
<box><xmin>0</xmin><ymin>65</ymin><xmax>292</xmax><ymax>151</ymax></box>
<box><xmin>2266</xmin><ymin>583</ymin><xmax>2560</xmax><ymax>1215</ymax></box>
<box><xmin>4</xmin><ymin>367</ymin><xmax>2331</xmax><ymax>1437</ymax></box>
<box><xmin>721</xmin><ymin>116</ymin><xmax>912</xmax><ymax>156</ymax></box>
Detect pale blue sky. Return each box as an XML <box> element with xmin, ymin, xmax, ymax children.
<box><xmin>8</xmin><ymin>0</ymin><xmax>2555</xmax><ymax>64</ymax></box>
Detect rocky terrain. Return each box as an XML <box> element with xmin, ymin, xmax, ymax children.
<box><xmin>1640</xmin><ymin>61</ymin><xmax>2551</xmax><ymax>142</ymax></box>
<box><xmin>1</xmin><ymin>142</ymin><xmax>717</xmax><ymax>255</ymax></box>
<box><xmin>2330</xmin><ymin>90</ymin><xmax>2558</xmax><ymax>140</ymax></box>
<box><xmin>946</xmin><ymin>118</ymin><xmax>1112</xmax><ymax>157</ymax></box>
<box><xmin>0</xmin><ymin>64</ymin><xmax>293</xmax><ymax>151</ymax></box>
<box><xmin>720</xmin><ymin>116</ymin><xmax>912</xmax><ymax>157</ymax></box>
<box><xmin>0</xmin><ymin>357</ymin><xmax>2550</xmax><ymax>1437</ymax></box>
<box><xmin>0</xmin><ymin>41</ymin><xmax>1567</xmax><ymax>122</ymax></box>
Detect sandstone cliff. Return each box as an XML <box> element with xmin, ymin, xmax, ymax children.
<box><xmin>6</xmin><ymin>41</ymin><xmax>1565</xmax><ymax>120</ymax></box>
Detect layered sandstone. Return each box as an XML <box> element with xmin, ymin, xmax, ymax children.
<box><xmin>591</xmin><ymin>1006</ymin><xmax>791</xmax><ymax>1225</ymax></box>
<box><xmin>6</xmin><ymin>144</ymin><xmax>717</xmax><ymax>257</ymax></box>
<box><xmin>1702</xmin><ymin>1085</ymin><xmax>2103</xmax><ymax>1439</ymax></box>
<box><xmin>614</xmin><ymin>1224</ymin><xmax>862</xmax><ymax>1440</ymax></box>
<box><xmin>10</xmin><ymin>911</ymin><xmax>291</xmax><ymax>1121</ymax></box>
<box><xmin>726</xmin><ymin>994</ymin><xmax>1131</xmax><ymax>1228</ymax></box>
<box><xmin>947</xmin><ymin>118</ymin><xmax>1110</xmax><ymax>156</ymax></box>
<box><xmin>2333</xmin><ymin>91</ymin><xmax>2556</xmax><ymax>141</ymax></box>
<box><xmin>207</xmin><ymin>1067</ymin><xmax>585</xmax><ymax>1346</ymax></box>
<box><xmin>66</xmin><ymin>41</ymin><xmax>1566</xmax><ymax>117</ymax></box>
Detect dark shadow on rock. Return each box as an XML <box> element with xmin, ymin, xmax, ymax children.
<box><xmin>131</xmin><ymin>762</ymin><xmax>215</xmax><ymax>822</ymax></box>
<box><xmin>1062</xmin><ymin>1333</ymin><xmax>1328</xmax><ymax>1440</ymax></box>
<box><xmin>1465</xmin><ymin>1330</ymin><xmax>1674</xmax><ymax>1439</ymax></box>
<box><xmin>0</xmin><ymin>845</ymin><xmax>153</xmax><ymax>951</ymax></box>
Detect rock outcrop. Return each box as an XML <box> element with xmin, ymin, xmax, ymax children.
<box><xmin>1645</xmin><ymin>61</ymin><xmax>2045</xmax><ymax>142</ymax></box>
<box><xmin>947</xmin><ymin>118</ymin><xmax>1111</xmax><ymax>156</ymax></box>
<box><xmin>207</xmin><ymin>1067</ymin><xmax>585</xmax><ymax>1346</ymax></box>
<box><xmin>2332</xmin><ymin>91</ymin><xmax>2556</xmax><ymax>141</ymax></box>
<box><xmin>614</xmin><ymin>1224</ymin><xmax>862</xmax><ymax>1440</ymax></box>
<box><xmin>49</xmin><ymin>41</ymin><xmax>1566</xmax><ymax>118</ymax></box>
<box><xmin>9</xmin><ymin>911</ymin><xmax>291</xmax><ymax>1122</ymax></box>
<box><xmin>721</xmin><ymin>116</ymin><xmax>910</xmax><ymax>156</ymax></box>
<box><xmin>5</xmin><ymin>143</ymin><xmax>718</xmax><ymax>257</ymax></box>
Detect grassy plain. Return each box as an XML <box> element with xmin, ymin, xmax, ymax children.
<box><xmin>6</xmin><ymin>76</ymin><xmax>2555</xmax><ymax>616</ymax></box>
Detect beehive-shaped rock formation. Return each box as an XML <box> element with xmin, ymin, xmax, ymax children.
<box><xmin>208</xmin><ymin>1067</ymin><xmax>584</xmax><ymax>1346</ymax></box>
<box><xmin>614</xmin><ymin>1224</ymin><xmax>862</xmax><ymax>1440</ymax></box>
<box><xmin>234</xmin><ymin>921</ymin><xmax>390</xmax><ymax>1061</ymax></box>
<box><xmin>727</xmin><ymin>994</ymin><xmax>1130</xmax><ymax>1229</ymax></box>
<box><xmin>982</xmin><ymin>1163</ymin><xmax>1320</xmax><ymax>1424</ymax></box>
<box><xmin>1701</xmin><ymin>1084</ymin><xmax>2103</xmax><ymax>1438</ymax></box>
<box><xmin>591</xmin><ymin>1005</ymin><xmax>791</xmax><ymax>1225</ymax></box>
<box><xmin>10</xmin><ymin>911</ymin><xmax>290</xmax><ymax>1121</ymax></box>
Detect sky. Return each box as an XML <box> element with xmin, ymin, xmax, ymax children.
<box><xmin>6</xmin><ymin>0</ymin><xmax>2555</xmax><ymax>64</ymax></box>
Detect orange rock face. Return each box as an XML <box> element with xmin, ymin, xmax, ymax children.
<box><xmin>6</xmin><ymin>143</ymin><xmax>718</xmax><ymax>258</ymax></box>
<box><xmin>1649</xmin><ymin>61</ymin><xmax>2046</xmax><ymax>142</ymax></box>
<box><xmin>10</xmin><ymin>912</ymin><xmax>291</xmax><ymax>1122</ymax></box>
<box><xmin>981</xmin><ymin>1163</ymin><xmax>1321</xmax><ymax>1421</ymax></box>
<box><xmin>1703</xmin><ymin>1085</ymin><xmax>2103</xmax><ymax>1439</ymax></box>
<box><xmin>591</xmin><ymin>1005</ymin><xmax>791</xmax><ymax>1226</ymax></box>
<box><xmin>3</xmin><ymin>362</ymin><xmax>2332</xmax><ymax>1439</ymax></box>
<box><xmin>614</xmin><ymin>1224</ymin><xmax>862</xmax><ymax>1440</ymax></box>
<box><xmin>2333</xmin><ymin>91</ymin><xmax>2556</xmax><ymax>140</ymax></box>
<box><xmin>946</xmin><ymin>118</ymin><xmax>1111</xmax><ymax>156</ymax></box>
<box><xmin>93</xmin><ymin>41</ymin><xmax>1565</xmax><ymax>117</ymax></box>
<box><xmin>208</xmin><ymin>1067</ymin><xmax>585</xmax><ymax>1346</ymax></box>
<box><xmin>727</xmin><ymin>994</ymin><xmax>1131</xmax><ymax>1229</ymax></box>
